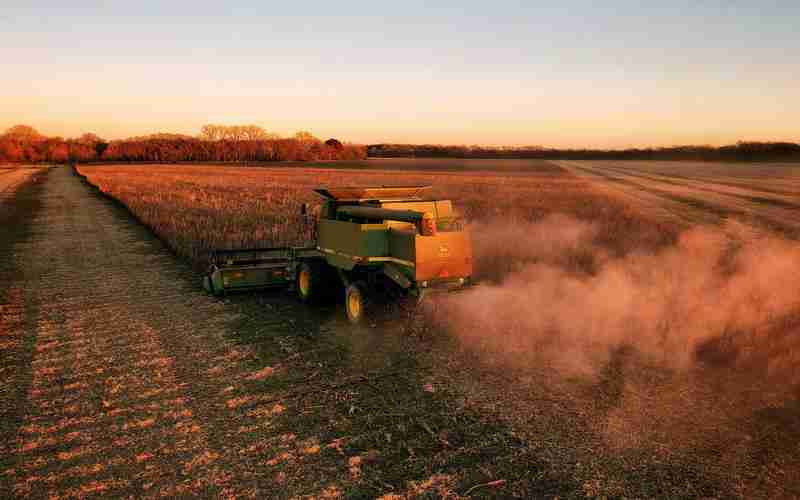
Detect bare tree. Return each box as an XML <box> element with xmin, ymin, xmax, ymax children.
<box><xmin>294</xmin><ymin>130</ymin><xmax>318</xmax><ymax>144</ymax></box>
<box><xmin>3</xmin><ymin>124</ymin><xmax>45</xmax><ymax>143</ymax></box>
<box><xmin>200</xmin><ymin>124</ymin><xmax>224</xmax><ymax>141</ymax></box>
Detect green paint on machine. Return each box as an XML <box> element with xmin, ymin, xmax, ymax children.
<box><xmin>203</xmin><ymin>186</ymin><xmax>474</xmax><ymax>323</ymax></box>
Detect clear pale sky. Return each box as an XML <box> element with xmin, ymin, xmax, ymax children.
<box><xmin>2</xmin><ymin>1</ymin><xmax>798</xmax><ymax>148</ymax></box>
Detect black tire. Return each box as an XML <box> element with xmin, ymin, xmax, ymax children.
<box><xmin>344</xmin><ymin>281</ymin><xmax>370</xmax><ymax>324</ymax></box>
<box><xmin>296</xmin><ymin>261</ymin><xmax>331</xmax><ymax>303</ymax></box>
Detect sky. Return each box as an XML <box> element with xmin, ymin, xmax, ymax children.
<box><xmin>1</xmin><ymin>1</ymin><xmax>798</xmax><ymax>148</ymax></box>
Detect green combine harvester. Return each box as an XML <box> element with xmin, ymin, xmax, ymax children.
<box><xmin>203</xmin><ymin>186</ymin><xmax>473</xmax><ymax>323</ymax></box>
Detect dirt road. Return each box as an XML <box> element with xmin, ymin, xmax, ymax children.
<box><xmin>0</xmin><ymin>167</ymin><xmax>561</xmax><ymax>499</ymax></box>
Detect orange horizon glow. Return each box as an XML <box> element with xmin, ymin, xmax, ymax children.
<box><xmin>3</xmin><ymin>110</ymin><xmax>797</xmax><ymax>150</ymax></box>
<box><xmin>3</xmin><ymin>2</ymin><xmax>798</xmax><ymax>149</ymax></box>
<box><xmin>4</xmin><ymin>74</ymin><xmax>797</xmax><ymax>149</ymax></box>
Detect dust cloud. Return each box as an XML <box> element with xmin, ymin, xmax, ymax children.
<box><xmin>431</xmin><ymin>214</ymin><xmax>800</xmax><ymax>464</ymax></box>
<box><xmin>439</xmin><ymin>214</ymin><xmax>800</xmax><ymax>383</ymax></box>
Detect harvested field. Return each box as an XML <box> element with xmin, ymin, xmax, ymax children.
<box><xmin>0</xmin><ymin>166</ymin><xmax>46</xmax><ymax>203</ymax></box>
<box><xmin>2</xmin><ymin>160</ymin><xmax>799</xmax><ymax>499</ymax></box>
<box><xmin>556</xmin><ymin>160</ymin><xmax>800</xmax><ymax>237</ymax></box>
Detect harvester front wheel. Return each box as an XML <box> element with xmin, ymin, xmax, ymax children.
<box><xmin>345</xmin><ymin>281</ymin><xmax>370</xmax><ymax>324</ymax></box>
<box><xmin>297</xmin><ymin>261</ymin><xmax>327</xmax><ymax>303</ymax></box>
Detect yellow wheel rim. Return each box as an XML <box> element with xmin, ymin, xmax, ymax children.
<box><xmin>348</xmin><ymin>290</ymin><xmax>361</xmax><ymax>319</ymax></box>
<box><xmin>299</xmin><ymin>269</ymin><xmax>311</xmax><ymax>296</ymax></box>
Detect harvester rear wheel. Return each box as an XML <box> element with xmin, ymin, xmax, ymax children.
<box><xmin>296</xmin><ymin>261</ymin><xmax>329</xmax><ymax>303</ymax></box>
<box><xmin>345</xmin><ymin>281</ymin><xmax>370</xmax><ymax>324</ymax></box>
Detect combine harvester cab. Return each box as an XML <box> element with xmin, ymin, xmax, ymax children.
<box><xmin>204</xmin><ymin>185</ymin><xmax>474</xmax><ymax>323</ymax></box>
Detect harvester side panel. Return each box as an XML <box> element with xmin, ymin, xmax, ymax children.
<box><xmin>317</xmin><ymin>219</ymin><xmax>389</xmax><ymax>265</ymax></box>
<box><xmin>388</xmin><ymin>229</ymin><xmax>416</xmax><ymax>277</ymax></box>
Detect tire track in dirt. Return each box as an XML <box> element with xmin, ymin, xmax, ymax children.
<box><xmin>558</xmin><ymin>161</ymin><xmax>800</xmax><ymax>238</ymax></box>
<box><xmin>0</xmin><ymin>170</ymin><xmax>49</xmax><ymax>499</ymax></box>
<box><xmin>595</xmin><ymin>160</ymin><xmax>800</xmax><ymax>198</ymax></box>
<box><xmin>555</xmin><ymin>161</ymin><xmax>719</xmax><ymax>228</ymax></box>
<box><xmin>592</xmin><ymin>162</ymin><xmax>800</xmax><ymax>226</ymax></box>
<box><xmin>605</xmin><ymin>164</ymin><xmax>800</xmax><ymax>237</ymax></box>
<box><xmin>595</xmin><ymin>162</ymin><xmax>800</xmax><ymax>209</ymax></box>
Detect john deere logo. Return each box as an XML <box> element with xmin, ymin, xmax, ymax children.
<box><xmin>439</xmin><ymin>244</ymin><xmax>450</xmax><ymax>257</ymax></box>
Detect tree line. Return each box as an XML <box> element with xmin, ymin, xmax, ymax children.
<box><xmin>3</xmin><ymin>123</ymin><xmax>797</xmax><ymax>164</ymax></box>
<box><xmin>368</xmin><ymin>142</ymin><xmax>800</xmax><ymax>162</ymax></box>
<box><xmin>0</xmin><ymin>124</ymin><xmax>366</xmax><ymax>163</ymax></box>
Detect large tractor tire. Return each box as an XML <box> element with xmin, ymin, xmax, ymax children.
<box><xmin>296</xmin><ymin>261</ymin><xmax>331</xmax><ymax>304</ymax></box>
<box><xmin>344</xmin><ymin>281</ymin><xmax>371</xmax><ymax>324</ymax></box>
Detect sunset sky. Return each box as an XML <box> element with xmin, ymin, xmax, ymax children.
<box><xmin>2</xmin><ymin>1</ymin><xmax>798</xmax><ymax>148</ymax></box>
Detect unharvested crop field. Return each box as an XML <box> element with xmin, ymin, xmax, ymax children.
<box><xmin>2</xmin><ymin>160</ymin><xmax>799</xmax><ymax>499</ymax></box>
<box><xmin>75</xmin><ymin>162</ymin><xmax>677</xmax><ymax>272</ymax></box>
